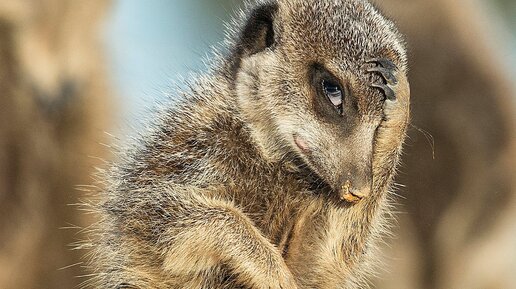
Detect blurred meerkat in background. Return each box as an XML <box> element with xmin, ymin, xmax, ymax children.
<box><xmin>0</xmin><ymin>1</ymin><xmax>112</xmax><ymax>289</ymax></box>
<box><xmin>375</xmin><ymin>0</ymin><xmax>516</xmax><ymax>288</ymax></box>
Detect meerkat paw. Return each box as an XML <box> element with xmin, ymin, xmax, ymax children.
<box><xmin>366</xmin><ymin>58</ymin><xmax>402</xmax><ymax>101</ymax></box>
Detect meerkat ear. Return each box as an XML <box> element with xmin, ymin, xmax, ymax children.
<box><xmin>237</xmin><ymin>3</ymin><xmax>278</xmax><ymax>56</ymax></box>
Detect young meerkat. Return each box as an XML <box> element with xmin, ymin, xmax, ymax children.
<box><xmin>87</xmin><ymin>0</ymin><xmax>409</xmax><ymax>288</ymax></box>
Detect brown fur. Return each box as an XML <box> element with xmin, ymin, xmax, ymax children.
<box><xmin>86</xmin><ymin>0</ymin><xmax>409</xmax><ymax>288</ymax></box>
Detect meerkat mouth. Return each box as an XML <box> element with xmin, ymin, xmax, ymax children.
<box><xmin>293</xmin><ymin>134</ymin><xmax>310</xmax><ymax>153</ymax></box>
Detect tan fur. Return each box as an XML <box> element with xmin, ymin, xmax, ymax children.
<box><xmin>86</xmin><ymin>0</ymin><xmax>409</xmax><ymax>288</ymax></box>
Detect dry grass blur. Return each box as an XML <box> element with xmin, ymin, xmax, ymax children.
<box><xmin>0</xmin><ymin>1</ymin><xmax>112</xmax><ymax>288</ymax></box>
<box><xmin>0</xmin><ymin>0</ymin><xmax>514</xmax><ymax>288</ymax></box>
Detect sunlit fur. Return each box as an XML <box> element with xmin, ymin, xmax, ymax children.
<box><xmin>84</xmin><ymin>0</ymin><xmax>409</xmax><ymax>288</ymax></box>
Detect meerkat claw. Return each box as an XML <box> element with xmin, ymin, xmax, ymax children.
<box><xmin>371</xmin><ymin>83</ymin><xmax>396</xmax><ymax>101</ymax></box>
<box><xmin>367</xmin><ymin>66</ymin><xmax>398</xmax><ymax>85</ymax></box>
<box><xmin>366</xmin><ymin>58</ymin><xmax>397</xmax><ymax>71</ymax></box>
<box><xmin>366</xmin><ymin>58</ymin><xmax>399</xmax><ymax>101</ymax></box>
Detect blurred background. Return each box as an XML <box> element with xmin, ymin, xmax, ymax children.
<box><xmin>0</xmin><ymin>0</ymin><xmax>514</xmax><ymax>289</ymax></box>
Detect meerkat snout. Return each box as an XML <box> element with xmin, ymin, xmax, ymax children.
<box><xmin>334</xmin><ymin>157</ymin><xmax>373</xmax><ymax>203</ymax></box>
<box><xmin>339</xmin><ymin>178</ymin><xmax>371</xmax><ymax>203</ymax></box>
<box><xmin>292</xmin><ymin>127</ymin><xmax>375</xmax><ymax>204</ymax></box>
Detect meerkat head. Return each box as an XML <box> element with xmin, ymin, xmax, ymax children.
<box><xmin>233</xmin><ymin>0</ymin><xmax>409</xmax><ymax>202</ymax></box>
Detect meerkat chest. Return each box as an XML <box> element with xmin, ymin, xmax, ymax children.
<box><xmin>283</xmin><ymin>199</ymin><xmax>376</xmax><ymax>264</ymax></box>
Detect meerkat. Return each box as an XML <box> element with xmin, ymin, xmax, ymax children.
<box><xmin>86</xmin><ymin>0</ymin><xmax>409</xmax><ymax>288</ymax></box>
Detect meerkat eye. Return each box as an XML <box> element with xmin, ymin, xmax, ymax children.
<box><xmin>322</xmin><ymin>80</ymin><xmax>344</xmax><ymax>114</ymax></box>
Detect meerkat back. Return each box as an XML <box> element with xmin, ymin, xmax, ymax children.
<box><xmin>86</xmin><ymin>0</ymin><xmax>410</xmax><ymax>288</ymax></box>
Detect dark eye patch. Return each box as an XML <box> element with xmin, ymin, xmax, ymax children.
<box><xmin>310</xmin><ymin>63</ymin><xmax>347</xmax><ymax>117</ymax></box>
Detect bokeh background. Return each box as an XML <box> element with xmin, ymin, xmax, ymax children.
<box><xmin>0</xmin><ymin>0</ymin><xmax>514</xmax><ymax>288</ymax></box>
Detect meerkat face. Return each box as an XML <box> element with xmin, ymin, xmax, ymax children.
<box><xmin>234</xmin><ymin>0</ymin><xmax>409</xmax><ymax>202</ymax></box>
